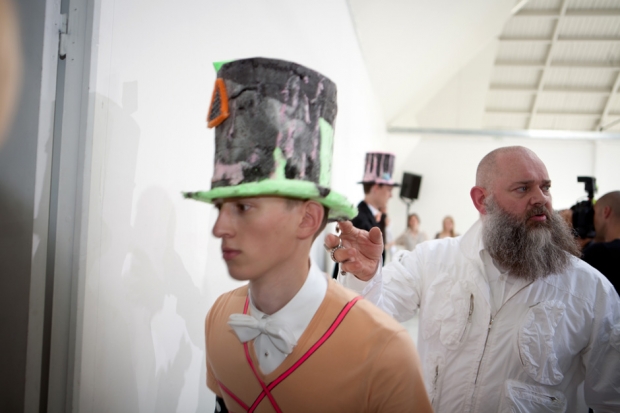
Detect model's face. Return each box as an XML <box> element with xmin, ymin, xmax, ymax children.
<box><xmin>408</xmin><ymin>216</ymin><xmax>419</xmax><ymax>230</ymax></box>
<box><xmin>488</xmin><ymin>152</ymin><xmax>553</xmax><ymax>224</ymax></box>
<box><xmin>443</xmin><ymin>218</ymin><xmax>453</xmax><ymax>231</ymax></box>
<box><xmin>374</xmin><ymin>184</ymin><xmax>394</xmax><ymax>210</ymax></box>
<box><xmin>211</xmin><ymin>196</ymin><xmax>302</xmax><ymax>281</ymax></box>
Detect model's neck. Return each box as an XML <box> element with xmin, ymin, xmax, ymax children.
<box><xmin>364</xmin><ymin>196</ymin><xmax>379</xmax><ymax>211</ymax></box>
<box><xmin>249</xmin><ymin>257</ymin><xmax>311</xmax><ymax>315</ymax></box>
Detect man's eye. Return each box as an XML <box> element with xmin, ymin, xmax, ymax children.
<box><xmin>236</xmin><ymin>203</ymin><xmax>250</xmax><ymax>212</ymax></box>
<box><xmin>517</xmin><ymin>186</ymin><xmax>527</xmax><ymax>192</ymax></box>
<box><xmin>542</xmin><ymin>185</ymin><xmax>551</xmax><ymax>191</ymax></box>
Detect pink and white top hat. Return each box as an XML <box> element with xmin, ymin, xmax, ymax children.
<box><xmin>358</xmin><ymin>152</ymin><xmax>399</xmax><ymax>186</ymax></box>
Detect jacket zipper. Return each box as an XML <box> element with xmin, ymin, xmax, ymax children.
<box><xmin>431</xmin><ymin>365</ymin><xmax>439</xmax><ymax>406</ymax></box>
<box><xmin>512</xmin><ymin>385</ymin><xmax>560</xmax><ymax>404</ymax></box>
<box><xmin>470</xmin><ymin>281</ymin><xmax>533</xmax><ymax>408</ymax></box>
<box><xmin>458</xmin><ymin>294</ymin><xmax>475</xmax><ymax>344</ymax></box>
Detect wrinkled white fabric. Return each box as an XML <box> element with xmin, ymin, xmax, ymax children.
<box><xmin>340</xmin><ymin>219</ymin><xmax>620</xmax><ymax>413</ymax></box>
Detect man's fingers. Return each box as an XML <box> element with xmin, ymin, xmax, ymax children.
<box><xmin>337</xmin><ymin>220</ymin><xmax>354</xmax><ymax>235</ymax></box>
<box><xmin>368</xmin><ymin>227</ymin><xmax>384</xmax><ymax>246</ymax></box>
<box><xmin>324</xmin><ymin>233</ymin><xmax>340</xmax><ymax>249</ymax></box>
<box><xmin>332</xmin><ymin>246</ymin><xmax>355</xmax><ymax>264</ymax></box>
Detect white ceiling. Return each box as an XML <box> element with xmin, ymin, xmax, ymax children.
<box><xmin>348</xmin><ymin>0</ymin><xmax>620</xmax><ymax>132</ymax></box>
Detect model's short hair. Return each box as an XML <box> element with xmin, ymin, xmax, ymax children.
<box><xmin>284</xmin><ymin>198</ymin><xmax>329</xmax><ymax>239</ymax></box>
<box><xmin>363</xmin><ymin>183</ymin><xmax>384</xmax><ymax>194</ymax></box>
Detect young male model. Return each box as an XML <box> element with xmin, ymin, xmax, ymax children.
<box><xmin>185</xmin><ymin>57</ymin><xmax>431</xmax><ymax>413</ymax></box>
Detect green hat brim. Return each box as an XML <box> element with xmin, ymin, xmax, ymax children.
<box><xmin>184</xmin><ymin>179</ymin><xmax>356</xmax><ymax>221</ymax></box>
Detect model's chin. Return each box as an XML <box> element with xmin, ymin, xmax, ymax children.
<box><xmin>225</xmin><ymin>264</ymin><xmax>254</xmax><ymax>282</ymax></box>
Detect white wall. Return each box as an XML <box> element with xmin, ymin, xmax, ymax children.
<box><xmin>384</xmin><ymin>134</ymin><xmax>620</xmax><ymax>245</ymax></box>
<box><xmin>78</xmin><ymin>1</ymin><xmax>385</xmax><ymax>412</ymax></box>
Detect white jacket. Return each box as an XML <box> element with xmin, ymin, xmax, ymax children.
<box><xmin>342</xmin><ymin>220</ymin><xmax>620</xmax><ymax>412</ymax></box>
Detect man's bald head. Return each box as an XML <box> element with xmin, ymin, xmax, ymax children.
<box><xmin>476</xmin><ymin>146</ymin><xmax>541</xmax><ymax>188</ymax></box>
<box><xmin>597</xmin><ymin>191</ymin><xmax>620</xmax><ymax>220</ymax></box>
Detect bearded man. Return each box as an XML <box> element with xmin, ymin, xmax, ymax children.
<box><xmin>326</xmin><ymin>146</ymin><xmax>620</xmax><ymax>412</ymax></box>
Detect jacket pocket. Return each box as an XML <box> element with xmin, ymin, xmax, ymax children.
<box><xmin>499</xmin><ymin>380</ymin><xmax>566</xmax><ymax>413</ymax></box>
<box><xmin>422</xmin><ymin>273</ymin><xmax>472</xmax><ymax>350</ymax></box>
<box><xmin>425</xmin><ymin>353</ymin><xmax>444</xmax><ymax>409</ymax></box>
<box><xmin>518</xmin><ymin>300</ymin><xmax>566</xmax><ymax>385</ymax></box>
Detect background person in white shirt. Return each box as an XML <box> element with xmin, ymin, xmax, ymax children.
<box><xmin>186</xmin><ymin>57</ymin><xmax>431</xmax><ymax>413</ymax></box>
<box><xmin>327</xmin><ymin>146</ymin><xmax>620</xmax><ymax>412</ymax></box>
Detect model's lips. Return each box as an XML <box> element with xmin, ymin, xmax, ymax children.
<box><xmin>221</xmin><ymin>248</ymin><xmax>240</xmax><ymax>260</ymax></box>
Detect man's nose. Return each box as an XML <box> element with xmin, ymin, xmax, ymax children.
<box><xmin>212</xmin><ymin>208</ymin><xmax>233</xmax><ymax>238</ymax></box>
<box><xmin>530</xmin><ymin>187</ymin><xmax>549</xmax><ymax>206</ymax></box>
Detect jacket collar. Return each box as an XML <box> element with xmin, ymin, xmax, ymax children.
<box><xmin>460</xmin><ymin>218</ymin><xmax>485</xmax><ymax>261</ymax></box>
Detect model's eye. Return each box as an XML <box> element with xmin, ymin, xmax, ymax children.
<box><xmin>236</xmin><ymin>203</ymin><xmax>251</xmax><ymax>212</ymax></box>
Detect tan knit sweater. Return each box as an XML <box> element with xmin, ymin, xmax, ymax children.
<box><xmin>206</xmin><ymin>280</ymin><xmax>432</xmax><ymax>413</ymax></box>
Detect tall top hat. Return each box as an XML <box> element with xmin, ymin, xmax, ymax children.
<box><xmin>358</xmin><ymin>152</ymin><xmax>399</xmax><ymax>186</ymax></box>
<box><xmin>184</xmin><ymin>57</ymin><xmax>356</xmax><ymax>220</ymax></box>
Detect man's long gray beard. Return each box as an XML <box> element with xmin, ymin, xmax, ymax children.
<box><xmin>482</xmin><ymin>197</ymin><xmax>581</xmax><ymax>282</ymax></box>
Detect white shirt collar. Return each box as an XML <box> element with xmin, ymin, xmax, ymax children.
<box><xmin>248</xmin><ymin>261</ymin><xmax>328</xmax><ymax>374</ymax></box>
<box><xmin>366</xmin><ymin>202</ymin><xmax>380</xmax><ymax>218</ymax></box>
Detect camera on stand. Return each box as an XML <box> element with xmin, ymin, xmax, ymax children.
<box><xmin>570</xmin><ymin>176</ymin><xmax>596</xmax><ymax>239</ymax></box>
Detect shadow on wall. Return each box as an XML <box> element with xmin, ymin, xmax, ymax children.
<box><xmin>84</xmin><ymin>83</ymin><xmax>208</xmax><ymax>412</ymax></box>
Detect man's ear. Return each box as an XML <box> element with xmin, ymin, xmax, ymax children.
<box><xmin>470</xmin><ymin>186</ymin><xmax>488</xmax><ymax>215</ymax></box>
<box><xmin>298</xmin><ymin>201</ymin><xmax>323</xmax><ymax>240</ymax></box>
<box><xmin>603</xmin><ymin>205</ymin><xmax>612</xmax><ymax>220</ymax></box>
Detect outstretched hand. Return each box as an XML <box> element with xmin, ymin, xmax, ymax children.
<box><xmin>324</xmin><ymin>221</ymin><xmax>383</xmax><ymax>281</ymax></box>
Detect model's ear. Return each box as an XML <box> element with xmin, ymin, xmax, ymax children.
<box><xmin>470</xmin><ymin>186</ymin><xmax>488</xmax><ymax>215</ymax></box>
<box><xmin>298</xmin><ymin>201</ymin><xmax>323</xmax><ymax>240</ymax></box>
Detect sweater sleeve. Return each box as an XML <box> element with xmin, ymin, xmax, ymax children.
<box><xmin>367</xmin><ymin>330</ymin><xmax>432</xmax><ymax>413</ymax></box>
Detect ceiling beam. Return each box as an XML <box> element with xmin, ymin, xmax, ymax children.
<box><xmin>387</xmin><ymin>127</ymin><xmax>620</xmax><ymax>140</ymax></box>
<box><xmin>513</xmin><ymin>9</ymin><xmax>620</xmax><ymax>18</ymax></box>
<box><xmin>489</xmin><ymin>85</ymin><xmax>612</xmax><ymax>95</ymax></box>
<box><xmin>486</xmin><ymin>110</ymin><xmax>620</xmax><ymax>118</ymax></box>
<box><xmin>596</xmin><ymin>70</ymin><xmax>620</xmax><ymax>130</ymax></box>
<box><xmin>512</xmin><ymin>9</ymin><xmax>620</xmax><ymax>19</ymax></box>
<box><xmin>495</xmin><ymin>61</ymin><xmax>620</xmax><ymax>70</ymax></box>
<box><xmin>528</xmin><ymin>0</ymin><xmax>568</xmax><ymax>129</ymax></box>
<box><xmin>499</xmin><ymin>36</ymin><xmax>620</xmax><ymax>44</ymax></box>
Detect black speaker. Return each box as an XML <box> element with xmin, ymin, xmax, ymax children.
<box><xmin>400</xmin><ymin>172</ymin><xmax>422</xmax><ymax>200</ymax></box>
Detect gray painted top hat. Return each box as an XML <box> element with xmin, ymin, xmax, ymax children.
<box><xmin>184</xmin><ymin>57</ymin><xmax>356</xmax><ymax>220</ymax></box>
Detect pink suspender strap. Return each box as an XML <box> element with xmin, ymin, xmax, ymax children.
<box><xmin>219</xmin><ymin>381</ymin><xmax>250</xmax><ymax>411</ymax></box>
<box><xmin>247</xmin><ymin>295</ymin><xmax>363</xmax><ymax>412</ymax></box>
<box><xmin>219</xmin><ymin>295</ymin><xmax>363</xmax><ymax>412</ymax></box>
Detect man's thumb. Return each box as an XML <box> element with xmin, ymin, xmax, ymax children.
<box><xmin>368</xmin><ymin>227</ymin><xmax>384</xmax><ymax>246</ymax></box>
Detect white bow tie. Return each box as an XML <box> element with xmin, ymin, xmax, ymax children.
<box><xmin>228</xmin><ymin>314</ymin><xmax>297</xmax><ymax>354</ymax></box>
